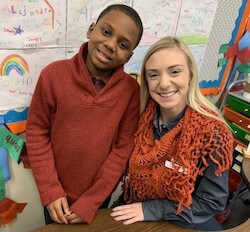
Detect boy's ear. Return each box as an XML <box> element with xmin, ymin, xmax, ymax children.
<box><xmin>86</xmin><ymin>23</ymin><xmax>96</xmax><ymax>39</ymax></box>
<box><xmin>124</xmin><ymin>52</ymin><xmax>134</xmax><ymax>64</ymax></box>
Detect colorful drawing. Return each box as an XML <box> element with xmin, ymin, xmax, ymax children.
<box><xmin>13</xmin><ymin>25</ymin><xmax>24</xmax><ymax>35</ymax></box>
<box><xmin>0</xmin><ymin>1</ymin><xmax>65</xmax><ymax>48</ymax></box>
<box><xmin>44</xmin><ymin>0</ymin><xmax>55</xmax><ymax>29</ymax></box>
<box><xmin>0</xmin><ymin>197</ymin><xmax>27</xmax><ymax>226</ymax></box>
<box><xmin>0</xmin><ymin>54</ymin><xmax>30</xmax><ymax>76</ymax></box>
<box><xmin>0</xmin><ymin>108</ymin><xmax>28</xmax><ymax>134</ymax></box>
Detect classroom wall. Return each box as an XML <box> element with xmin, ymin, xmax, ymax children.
<box><xmin>3</xmin><ymin>158</ymin><xmax>45</xmax><ymax>232</ymax></box>
<box><xmin>0</xmin><ymin>0</ymin><xmax>246</xmax><ymax>231</ymax></box>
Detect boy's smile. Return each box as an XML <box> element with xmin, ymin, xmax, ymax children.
<box><xmin>86</xmin><ymin>10</ymin><xmax>139</xmax><ymax>79</ymax></box>
<box><xmin>95</xmin><ymin>48</ymin><xmax>112</xmax><ymax>63</ymax></box>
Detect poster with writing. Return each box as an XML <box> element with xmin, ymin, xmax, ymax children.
<box><xmin>66</xmin><ymin>0</ymin><xmax>182</xmax><ymax>47</ymax></box>
<box><xmin>66</xmin><ymin>47</ymin><xmax>78</xmax><ymax>59</ymax></box>
<box><xmin>176</xmin><ymin>0</ymin><xmax>218</xmax><ymax>43</ymax></box>
<box><xmin>0</xmin><ymin>0</ymin><xmax>220</xmax><ymax>111</ymax></box>
<box><xmin>0</xmin><ymin>49</ymin><xmax>65</xmax><ymax>110</ymax></box>
<box><xmin>124</xmin><ymin>44</ymin><xmax>207</xmax><ymax>74</ymax></box>
<box><xmin>188</xmin><ymin>44</ymin><xmax>207</xmax><ymax>71</ymax></box>
<box><xmin>67</xmin><ymin>43</ymin><xmax>206</xmax><ymax>75</ymax></box>
<box><xmin>0</xmin><ymin>0</ymin><xmax>66</xmax><ymax>48</ymax></box>
<box><xmin>124</xmin><ymin>45</ymin><xmax>149</xmax><ymax>74</ymax></box>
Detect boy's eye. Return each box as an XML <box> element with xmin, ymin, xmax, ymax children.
<box><xmin>119</xmin><ymin>42</ymin><xmax>128</xmax><ymax>49</ymax></box>
<box><xmin>102</xmin><ymin>28</ymin><xmax>110</xmax><ymax>36</ymax></box>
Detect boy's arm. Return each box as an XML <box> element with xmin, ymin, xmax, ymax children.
<box><xmin>26</xmin><ymin>75</ymin><xmax>66</xmax><ymax>206</ymax></box>
<box><xmin>70</xmin><ymin>85</ymin><xmax>140</xmax><ymax>224</ymax></box>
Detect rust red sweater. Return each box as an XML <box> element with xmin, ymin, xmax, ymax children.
<box><xmin>26</xmin><ymin>43</ymin><xmax>140</xmax><ymax>224</ymax></box>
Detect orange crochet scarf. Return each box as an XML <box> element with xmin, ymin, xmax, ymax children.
<box><xmin>124</xmin><ymin>100</ymin><xmax>233</xmax><ymax>213</ymax></box>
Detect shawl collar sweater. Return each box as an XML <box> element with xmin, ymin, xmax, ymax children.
<box><xmin>26</xmin><ymin>43</ymin><xmax>140</xmax><ymax>224</ymax></box>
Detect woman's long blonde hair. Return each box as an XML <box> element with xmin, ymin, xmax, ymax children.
<box><xmin>140</xmin><ymin>36</ymin><xmax>227</xmax><ymax>125</ymax></box>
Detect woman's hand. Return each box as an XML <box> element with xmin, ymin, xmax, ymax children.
<box><xmin>110</xmin><ymin>202</ymin><xmax>144</xmax><ymax>225</ymax></box>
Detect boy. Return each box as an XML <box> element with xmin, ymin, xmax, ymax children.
<box><xmin>26</xmin><ymin>4</ymin><xmax>143</xmax><ymax>225</ymax></box>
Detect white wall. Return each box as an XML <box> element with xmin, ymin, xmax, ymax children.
<box><xmin>2</xmin><ymin>157</ymin><xmax>45</xmax><ymax>232</ymax></box>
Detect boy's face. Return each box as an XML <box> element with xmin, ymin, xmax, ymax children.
<box><xmin>86</xmin><ymin>10</ymin><xmax>139</xmax><ymax>78</ymax></box>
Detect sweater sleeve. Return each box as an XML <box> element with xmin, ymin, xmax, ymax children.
<box><xmin>26</xmin><ymin>75</ymin><xmax>66</xmax><ymax>206</ymax></box>
<box><xmin>70</xmin><ymin>86</ymin><xmax>140</xmax><ymax>224</ymax></box>
<box><xmin>142</xmin><ymin>159</ymin><xmax>229</xmax><ymax>225</ymax></box>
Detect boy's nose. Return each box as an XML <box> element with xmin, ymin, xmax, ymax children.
<box><xmin>104</xmin><ymin>38</ymin><xmax>116</xmax><ymax>52</ymax></box>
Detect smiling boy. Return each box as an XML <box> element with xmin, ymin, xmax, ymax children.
<box><xmin>26</xmin><ymin>4</ymin><xmax>143</xmax><ymax>225</ymax></box>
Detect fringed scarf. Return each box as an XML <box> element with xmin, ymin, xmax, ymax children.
<box><xmin>124</xmin><ymin>100</ymin><xmax>233</xmax><ymax>213</ymax></box>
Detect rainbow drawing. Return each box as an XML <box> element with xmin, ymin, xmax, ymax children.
<box><xmin>0</xmin><ymin>54</ymin><xmax>30</xmax><ymax>76</ymax></box>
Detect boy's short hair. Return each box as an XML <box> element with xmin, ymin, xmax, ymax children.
<box><xmin>96</xmin><ymin>4</ymin><xmax>143</xmax><ymax>48</ymax></box>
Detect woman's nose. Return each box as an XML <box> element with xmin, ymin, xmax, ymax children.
<box><xmin>159</xmin><ymin>74</ymin><xmax>171</xmax><ymax>89</ymax></box>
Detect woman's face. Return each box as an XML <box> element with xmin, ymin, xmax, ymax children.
<box><xmin>145</xmin><ymin>46</ymin><xmax>191</xmax><ymax>117</ymax></box>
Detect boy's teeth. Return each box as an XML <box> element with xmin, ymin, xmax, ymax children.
<box><xmin>100</xmin><ymin>51</ymin><xmax>110</xmax><ymax>60</ymax></box>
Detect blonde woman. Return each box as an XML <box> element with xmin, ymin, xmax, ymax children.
<box><xmin>111</xmin><ymin>37</ymin><xmax>233</xmax><ymax>231</ymax></box>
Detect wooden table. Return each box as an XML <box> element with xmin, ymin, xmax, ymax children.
<box><xmin>30</xmin><ymin>208</ymin><xmax>250</xmax><ymax>232</ymax></box>
<box><xmin>224</xmin><ymin>218</ymin><xmax>250</xmax><ymax>232</ymax></box>
<box><xmin>242</xmin><ymin>157</ymin><xmax>250</xmax><ymax>189</ymax></box>
<box><xmin>30</xmin><ymin>208</ymin><xmax>193</xmax><ymax>232</ymax></box>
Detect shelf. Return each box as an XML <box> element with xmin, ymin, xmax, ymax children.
<box><xmin>229</xmin><ymin>90</ymin><xmax>250</xmax><ymax>104</ymax></box>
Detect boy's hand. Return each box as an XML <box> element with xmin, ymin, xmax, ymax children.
<box><xmin>47</xmin><ymin>197</ymin><xmax>72</xmax><ymax>224</ymax></box>
<box><xmin>65</xmin><ymin>213</ymin><xmax>84</xmax><ymax>224</ymax></box>
<box><xmin>110</xmin><ymin>203</ymin><xmax>144</xmax><ymax>225</ymax></box>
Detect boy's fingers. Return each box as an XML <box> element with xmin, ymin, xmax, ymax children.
<box><xmin>61</xmin><ymin>198</ymin><xmax>71</xmax><ymax>215</ymax></box>
<box><xmin>66</xmin><ymin>213</ymin><xmax>83</xmax><ymax>224</ymax></box>
<box><xmin>69</xmin><ymin>217</ymin><xmax>84</xmax><ymax>224</ymax></box>
<box><xmin>49</xmin><ymin>208</ymin><xmax>61</xmax><ymax>224</ymax></box>
<box><xmin>65</xmin><ymin>213</ymin><xmax>76</xmax><ymax>221</ymax></box>
<box><xmin>55</xmin><ymin>206</ymin><xmax>68</xmax><ymax>224</ymax></box>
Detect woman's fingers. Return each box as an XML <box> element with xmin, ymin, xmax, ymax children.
<box><xmin>111</xmin><ymin>203</ymin><xmax>144</xmax><ymax>225</ymax></box>
<box><xmin>112</xmin><ymin>212</ymin><xmax>135</xmax><ymax>221</ymax></box>
<box><xmin>123</xmin><ymin>217</ymin><xmax>141</xmax><ymax>225</ymax></box>
<box><xmin>112</xmin><ymin>204</ymin><xmax>132</xmax><ymax>211</ymax></box>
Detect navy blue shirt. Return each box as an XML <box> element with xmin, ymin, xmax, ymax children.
<box><xmin>142</xmin><ymin>106</ymin><xmax>228</xmax><ymax>229</ymax></box>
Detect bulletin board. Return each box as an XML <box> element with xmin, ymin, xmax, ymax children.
<box><xmin>1</xmin><ymin>0</ymin><xmax>248</xmax><ymax>228</ymax></box>
<box><xmin>199</xmin><ymin>0</ymin><xmax>249</xmax><ymax>95</ymax></box>
<box><xmin>0</xmin><ymin>0</ymin><xmax>248</xmax><ymax>126</ymax></box>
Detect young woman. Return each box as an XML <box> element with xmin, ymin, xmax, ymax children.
<box><xmin>111</xmin><ymin>36</ymin><xmax>233</xmax><ymax>231</ymax></box>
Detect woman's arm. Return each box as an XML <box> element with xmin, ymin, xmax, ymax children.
<box><xmin>111</xmin><ymin>159</ymin><xmax>229</xmax><ymax>225</ymax></box>
<box><xmin>142</xmin><ymin>159</ymin><xmax>229</xmax><ymax>224</ymax></box>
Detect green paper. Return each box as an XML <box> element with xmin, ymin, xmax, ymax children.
<box><xmin>0</xmin><ymin>128</ymin><xmax>25</xmax><ymax>163</ymax></box>
<box><xmin>0</xmin><ymin>167</ymin><xmax>5</xmax><ymax>200</ymax></box>
<box><xmin>177</xmin><ymin>34</ymin><xmax>208</xmax><ymax>44</ymax></box>
<box><xmin>219</xmin><ymin>44</ymin><xmax>229</xmax><ymax>54</ymax></box>
<box><xmin>236</xmin><ymin>63</ymin><xmax>250</xmax><ymax>74</ymax></box>
<box><xmin>218</xmin><ymin>58</ymin><xmax>227</xmax><ymax>67</ymax></box>
<box><xmin>243</xmin><ymin>68</ymin><xmax>250</xmax><ymax>77</ymax></box>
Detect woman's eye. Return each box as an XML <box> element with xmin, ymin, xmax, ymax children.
<box><xmin>171</xmin><ymin>69</ymin><xmax>181</xmax><ymax>75</ymax></box>
<box><xmin>147</xmin><ymin>73</ymin><xmax>159</xmax><ymax>79</ymax></box>
<box><xmin>102</xmin><ymin>28</ymin><xmax>110</xmax><ymax>36</ymax></box>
